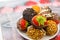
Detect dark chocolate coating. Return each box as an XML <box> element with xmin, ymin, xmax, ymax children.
<box><xmin>23</xmin><ymin>8</ymin><xmax>37</xmax><ymax>22</ymax></box>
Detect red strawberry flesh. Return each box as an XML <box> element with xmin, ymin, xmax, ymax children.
<box><xmin>20</xmin><ymin>19</ymin><xmax>27</xmax><ymax>30</ymax></box>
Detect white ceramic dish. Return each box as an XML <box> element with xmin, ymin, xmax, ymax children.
<box><xmin>16</xmin><ymin>17</ymin><xmax>59</xmax><ymax>40</ymax></box>
<box><xmin>0</xmin><ymin>5</ymin><xmax>59</xmax><ymax>40</ymax></box>
<box><xmin>15</xmin><ymin>6</ymin><xmax>59</xmax><ymax>40</ymax></box>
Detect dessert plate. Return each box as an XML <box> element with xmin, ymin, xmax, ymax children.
<box><xmin>16</xmin><ymin>16</ymin><xmax>59</xmax><ymax>40</ymax></box>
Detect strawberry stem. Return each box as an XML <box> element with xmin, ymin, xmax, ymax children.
<box><xmin>36</xmin><ymin>16</ymin><xmax>46</xmax><ymax>26</ymax></box>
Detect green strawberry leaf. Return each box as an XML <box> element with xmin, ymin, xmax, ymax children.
<box><xmin>36</xmin><ymin>16</ymin><xmax>46</xmax><ymax>26</ymax></box>
<box><xmin>26</xmin><ymin>21</ymin><xmax>29</xmax><ymax>28</ymax></box>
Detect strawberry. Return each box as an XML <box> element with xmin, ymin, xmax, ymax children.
<box><xmin>23</xmin><ymin>8</ymin><xmax>37</xmax><ymax>22</ymax></box>
<box><xmin>19</xmin><ymin>18</ymin><xmax>29</xmax><ymax>30</ymax></box>
<box><xmin>39</xmin><ymin>0</ymin><xmax>50</xmax><ymax>4</ymax></box>
<box><xmin>32</xmin><ymin>15</ymin><xmax>47</xmax><ymax>28</ymax></box>
<box><xmin>32</xmin><ymin>16</ymin><xmax>39</xmax><ymax>26</ymax></box>
<box><xmin>53</xmin><ymin>20</ymin><xmax>59</xmax><ymax>24</ymax></box>
<box><xmin>25</xmin><ymin>1</ymin><xmax>37</xmax><ymax>6</ymax></box>
<box><xmin>55</xmin><ymin>35</ymin><xmax>60</xmax><ymax>40</ymax></box>
<box><xmin>44</xmin><ymin>21</ymin><xmax>48</xmax><ymax>25</ymax></box>
<box><xmin>50</xmin><ymin>35</ymin><xmax>60</xmax><ymax>40</ymax></box>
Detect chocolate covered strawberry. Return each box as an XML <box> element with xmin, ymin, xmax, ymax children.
<box><xmin>17</xmin><ymin>18</ymin><xmax>29</xmax><ymax>31</ymax></box>
<box><xmin>32</xmin><ymin>15</ymin><xmax>47</xmax><ymax>28</ymax></box>
<box><xmin>23</xmin><ymin>8</ymin><xmax>37</xmax><ymax>22</ymax></box>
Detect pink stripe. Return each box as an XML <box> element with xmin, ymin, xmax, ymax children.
<box><xmin>0</xmin><ymin>7</ymin><xmax>13</xmax><ymax>14</ymax></box>
<box><xmin>14</xmin><ymin>6</ymin><xmax>27</xmax><ymax>13</ymax></box>
<box><xmin>53</xmin><ymin>1</ymin><xmax>60</xmax><ymax>6</ymax></box>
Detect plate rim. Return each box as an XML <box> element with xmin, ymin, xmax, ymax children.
<box><xmin>16</xmin><ymin>24</ymin><xmax>59</xmax><ymax>40</ymax></box>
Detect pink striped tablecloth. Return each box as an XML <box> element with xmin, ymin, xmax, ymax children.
<box><xmin>1</xmin><ymin>6</ymin><xmax>60</xmax><ymax>40</ymax></box>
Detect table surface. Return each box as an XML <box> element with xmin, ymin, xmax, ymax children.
<box><xmin>0</xmin><ymin>0</ymin><xmax>60</xmax><ymax>40</ymax></box>
<box><xmin>0</xmin><ymin>5</ymin><xmax>60</xmax><ymax>40</ymax></box>
<box><xmin>0</xmin><ymin>25</ymin><xmax>3</xmax><ymax>40</ymax></box>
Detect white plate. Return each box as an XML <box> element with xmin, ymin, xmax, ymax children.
<box><xmin>16</xmin><ymin>17</ymin><xmax>59</xmax><ymax>40</ymax></box>
<box><xmin>0</xmin><ymin>6</ymin><xmax>60</xmax><ymax>40</ymax></box>
<box><xmin>15</xmin><ymin>6</ymin><xmax>60</xmax><ymax>40</ymax></box>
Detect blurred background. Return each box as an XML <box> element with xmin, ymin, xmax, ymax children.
<box><xmin>0</xmin><ymin>0</ymin><xmax>60</xmax><ymax>7</ymax></box>
<box><xmin>0</xmin><ymin>0</ymin><xmax>60</xmax><ymax>40</ymax></box>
